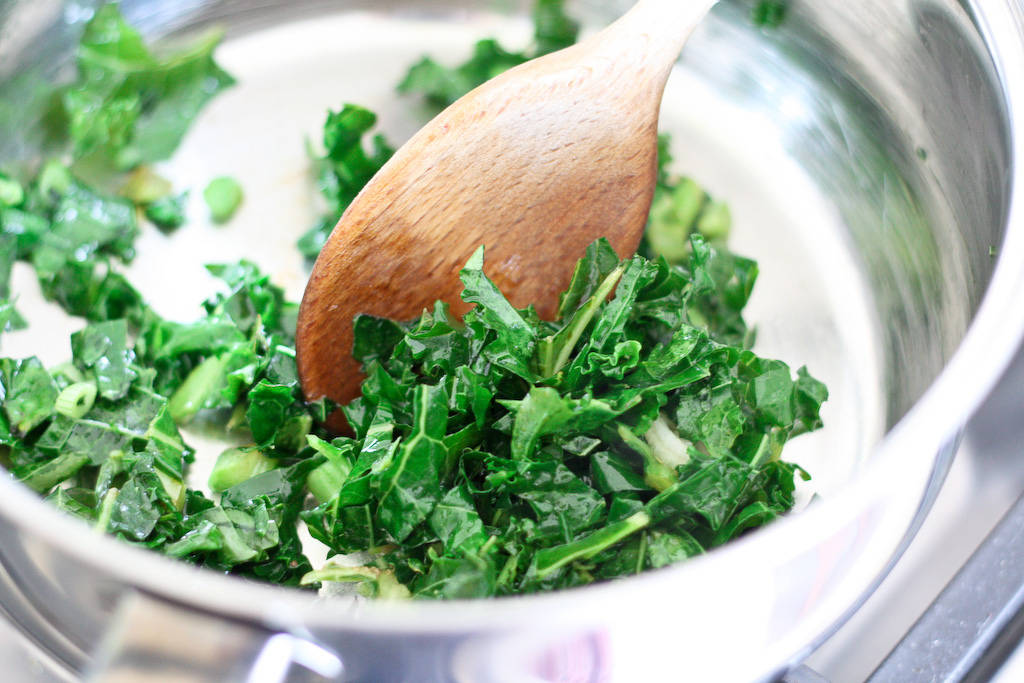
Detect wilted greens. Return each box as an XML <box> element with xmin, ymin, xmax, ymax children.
<box><xmin>0</xmin><ymin>158</ymin><xmax>147</xmax><ymax>325</ymax></box>
<box><xmin>204</xmin><ymin>176</ymin><xmax>243</xmax><ymax>223</ymax></box>
<box><xmin>397</xmin><ymin>0</ymin><xmax>579</xmax><ymax>111</ymax></box>
<box><xmin>297</xmin><ymin>105</ymin><xmax>396</xmax><ymax>259</ymax></box>
<box><xmin>300</xmin><ymin>238</ymin><xmax>824</xmax><ymax>597</ymax></box>
<box><xmin>752</xmin><ymin>0</ymin><xmax>789</xmax><ymax>29</ymax></box>
<box><xmin>0</xmin><ymin>0</ymin><xmax>826</xmax><ymax>598</ymax></box>
<box><xmin>62</xmin><ymin>3</ymin><xmax>234</xmax><ymax>170</ymax></box>
<box><xmin>0</xmin><ymin>262</ymin><xmax>326</xmax><ymax>585</ymax></box>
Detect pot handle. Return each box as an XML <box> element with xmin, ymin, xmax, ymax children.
<box><xmin>85</xmin><ymin>590</ymin><xmax>343</xmax><ymax>682</ymax></box>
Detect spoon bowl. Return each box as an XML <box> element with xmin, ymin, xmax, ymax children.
<box><xmin>296</xmin><ymin>0</ymin><xmax>717</xmax><ymax>420</ymax></box>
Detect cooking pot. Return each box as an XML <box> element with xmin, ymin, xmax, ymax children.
<box><xmin>1</xmin><ymin>0</ymin><xmax>1023</xmax><ymax>681</ymax></box>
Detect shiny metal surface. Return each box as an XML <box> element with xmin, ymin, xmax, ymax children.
<box><xmin>805</xmin><ymin>338</ymin><xmax>1024</xmax><ymax>680</ymax></box>
<box><xmin>86</xmin><ymin>594</ymin><xmax>342</xmax><ymax>683</ymax></box>
<box><xmin>1</xmin><ymin>0</ymin><xmax>1023</xmax><ymax>681</ymax></box>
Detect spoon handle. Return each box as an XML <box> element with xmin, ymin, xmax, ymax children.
<box><xmin>627</xmin><ymin>0</ymin><xmax>720</xmax><ymax>39</ymax></box>
<box><xmin>588</xmin><ymin>0</ymin><xmax>719</xmax><ymax>91</ymax></box>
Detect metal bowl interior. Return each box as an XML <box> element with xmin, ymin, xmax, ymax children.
<box><xmin>0</xmin><ymin>0</ymin><xmax>1022</xmax><ymax>681</ymax></box>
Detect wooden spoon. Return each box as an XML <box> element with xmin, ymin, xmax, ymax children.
<box><xmin>296</xmin><ymin>0</ymin><xmax>718</xmax><ymax>427</ymax></box>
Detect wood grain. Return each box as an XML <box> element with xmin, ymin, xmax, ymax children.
<box><xmin>296</xmin><ymin>0</ymin><xmax>716</xmax><ymax>429</ymax></box>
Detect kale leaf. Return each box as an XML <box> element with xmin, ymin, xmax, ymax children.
<box><xmin>0</xmin><ymin>161</ymin><xmax>147</xmax><ymax>325</ymax></box>
<box><xmin>0</xmin><ymin>231</ymin><xmax>25</xmax><ymax>335</ymax></box>
<box><xmin>397</xmin><ymin>0</ymin><xmax>579</xmax><ymax>110</ymax></box>
<box><xmin>0</xmin><ymin>0</ymin><xmax>829</xmax><ymax>601</ymax></box>
<box><xmin>63</xmin><ymin>3</ymin><xmax>235</xmax><ymax>170</ymax></box>
<box><xmin>0</xmin><ymin>299</ymin><xmax>26</xmax><ymax>337</ymax></box>
<box><xmin>297</xmin><ymin>105</ymin><xmax>396</xmax><ymax>259</ymax></box>
<box><xmin>752</xmin><ymin>1</ymin><xmax>788</xmax><ymax>29</ymax></box>
<box><xmin>144</xmin><ymin>191</ymin><xmax>189</xmax><ymax>231</ymax></box>
<box><xmin>302</xmin><ymin>238</ymin><xmax>826</xmax><ymax>598</ymax></box>
<box><xmin>0</xmin><ymin>260</ymin><xmax>329</xmax><ymax>586</ymax></box>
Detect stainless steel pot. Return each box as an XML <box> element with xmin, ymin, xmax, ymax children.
<box><xmin>1</xmin><ymin>0</ymin><xmax>1024</xmax><ymax>681</ymax></box>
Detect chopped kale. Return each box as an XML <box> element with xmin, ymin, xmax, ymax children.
<box><xmin>144</xmin><ymin>191</ymin><xmax>189</xmax><ymax>231</ymax></box>
<box><xmin>398</xmin><ymin>0</ymin><xmax>578</xmax><ymax>111</ymax></box>
<box><xmin>301</xmin><ymin>238</ymin><xmax>825</xmax><ymax>597</ymax></box>
<box><xmin>0</xmin><ymin>162</ymin><xmax>147</xmax><ymax>324</ymax></box>
<box><xmin>63</xmin><ymin>3</ymin><xmax>235</xmax><ymax>170</ymax></box>
<box><xmin>0</xmin><ymin>299</ymin><xmax>26</xmax><ymax>336</ymax></box>
<box><xmin>296</xmin><ymin>105</ymin><xmax>395</xmax><ymax>259</ymax></box>
<box><xmin>752</xmin><ymin>1</ymin><xmax>788</xmax><ymax>29</ymax></box>
<box><xmin>203</xmin><ymin>177</ymin><xmax>243</xmax><ymax>223</ymax></box>
<box><xmin>0</xmin><ymin>260</ymin><xmax>329</xmax><ymax>585</ymax></box>
<box><xmin>0</xmin><ymin>233</ymin><xmax>16</xmax><ymax>299</ymax></box>
<box><xmin>397</xmin><ymin>42</ymin><xmax>528</xmax><ymax>111</ymax></box>
<box><xmin>0</xmin><ymin>0</ymin><xmax>828</xmax><ymax>599</ymax></box>
<box><xmin>532</xmin><ymin>0</ymin><xmax>582</xmax><ymax>56</ymax></box>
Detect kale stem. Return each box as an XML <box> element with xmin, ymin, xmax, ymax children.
<box><xmin>534</xmin><ymin>511</ymin><xmax>650</xmax><ymax>579</ymax></box>
<box><xmin>20</xmin><ymin>453</ymin><xmax>91</xmax><ymax>493</ymax></box>
<box><xmin>168</xmin><ymin>354</ymin><xmax>228</xmax><ymax>423</ymax></box>
<box><xmin>94</xmin><ymin>487</ymin><xmax>119</xmax><ymax>533</ymax></box>
<box><xmin>544</xmin><ymin>265</ymin><xmax>624</xmax><ymax>376</ymax></box>
<box><xmin>634</xmin><ymin>531</ymin><xmax>648</xmax><ymax>575</ymax></box>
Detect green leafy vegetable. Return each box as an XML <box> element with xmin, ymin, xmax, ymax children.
<box><xmin>203</xmin><ymin>177</ymin><xmax>243</xmax><ymax>223</ymax></box>
<box><xmin>144</xmin><ymin>191</ymin><xmax>189</xmax><ymax>231</ymax></box>
<box><xmin>0</xmin><ymin>0</ymin><xmax>828</xmax><ymax>600</ymax></box>
<box><xmin>532</xmin><ymin>0</ymin><xmax>582</xmax><ymax>56</ymax></box>
<box><xmin>297</xmin><ymin>105</ymin><xmax>395</xmax><ymax>259</ymax></box>
<box><xmin>0</xmin><ymin>174</ymin><xmax>24</xmax><ymax>207</ymax></box>
<box><xmin>397</xmin><ymin>41</ymin><xmax>527</xmax><ymax>111</ymax></box>
<box><xmin>0</xmin><ymin>159</ymin><xmax>147</xmax><ymax>324</ymax></box>
<box><xmin>752</xmin><ymin>1</ymin><xmax>788</xmax><ymax>28</ymax></box>
<box><xmin>398</xmin><ymin>0</ymin><xmax>579</xmax><ymax>110</ymax></box>
<box><xmin>300</xmin><ymin>238</ymin><xmax>825</xmax><ymax>598</ymax></box>
<box><xmin>121</xmin><ymin>166</ymin><xmax>173</xmax><ymax>204</ymax></box>
<box><xmin>1</xmin><ymin>357</ymin><xmax>59</xmax><ymax>435</ymax></box>
<box><xmin>0</xmin><ymin>299</ymin><xmax>26</xmax><ymax>336</ymax></box>
<box><xmin>0</xmin><ymin>260</ymin><xmax>328</xmax><ymax>584</ymax></box>
<box><xmin>63</xmin><ymin>3</ymin><xmax>235</xmax><ymax>169</ymax></box>
<box><xmin>0</xmin><ymin>233</ymin><xmax>24</xmax><ymax>334</ymax></box>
